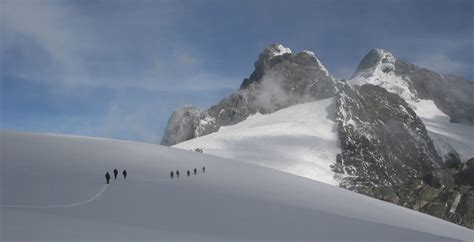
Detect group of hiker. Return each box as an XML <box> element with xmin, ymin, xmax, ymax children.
<box><xmin>171</xmin><ymin>166</ymin><xmax>205</xmax><ymax>179</ymax></box>
<box><xmin>105</xmin><ymin>166</ymin><xmax>206</xmax><ymax>183</ymax></box>
<box><xmin>105</xmin><ymin>169</ymin><xmax>127</xmax><ymax>184</ymax></box>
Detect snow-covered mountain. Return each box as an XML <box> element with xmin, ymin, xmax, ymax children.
<box><xmin>162</xmin><ymin>44</ymin><xmax>474</xmax><ymax>228</ymax></box>
<box><xmin>350</xmin><ymin>48</ymin><xmax>474</xmax><ymax>164</ymax></box>
<box><xmin>175</xmin><ymin>98</ymin><xmax>341</xmax><ymax>185</ymax></box>
<box><xmin>1</xmin><ymin>131</ymin><xmax>472</xmax><ymax>241</ymax></box>
<box><xmin>161</xmin><ymin>44</ymin><xmax>337</xmax><ymax>146</ymax></box>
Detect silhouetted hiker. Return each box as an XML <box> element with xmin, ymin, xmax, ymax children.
<box><xmin>105</xmin><ymin>172</ymin><xmax>111</xmax><ymax>184</ymax></box>
<box><xmin>122</xmin><ymin>169</ymin><xmax>127</xmax><ymax>179</ymax></box>
<box><xmin>113</xmin><ymin>169</ymin><xmax>118</xmax><ymax>179</ymax></box>
<box><xmin>202</xmin><ymin>166</ymin><xmax>206</xmax><ymax>173</ymax></box>
<box><xmin>187</xmin><ymin>170</ymin><xmax>190</xmax><ymax>177</ymax></box>
<box><xmin>176</xmin><ymin>170</ymin><xmax>180</xmax><ymax>178</ymax></box>
<box><xmin>194</xmin><ymin>168</ymin><xmax>197</xmax><ymax>175</ymax></box>
<box><xmin>170</xmin><ymin>171</ymin><xmax>174</xmax><ymax>179</ymax></box>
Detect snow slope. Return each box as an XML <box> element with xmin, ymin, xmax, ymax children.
<box><xmin>1</xmin><ymin>131</ymin><xmax>471</xmax><ymax>241</ymax></box>
<box><xmin>410</xmin><ymin>99</ymin><xmax>474</xmax><ymax>162</ymax></box>
<box><xmin>175</xmin><ymin>98</ymin><xmax>341</xmax><ymax>185</ymax></box>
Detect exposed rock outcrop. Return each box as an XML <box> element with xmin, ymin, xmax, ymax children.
<box><xmin>333</xmin><ymin>84</ymin><xmax>443</xmax><ymax>189</ymax></box>
<box><xmin>363</xmin><ymin>159</ymin><xmax>474</xmax><ymax>229</ymax></box>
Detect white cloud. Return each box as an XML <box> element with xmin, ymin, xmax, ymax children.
<box><xmin>1</xmin><ymin>0</ymin><xmax>239</xmax><ymax>91</ymax></box>
<box><xmin>332</xmin><ymin>66</ymin><xmax>355</xmax><ymax>80</ymax></box>
<box><xmin>2</xmin><ymin>0</ymin><xmax>90</xmax><ymax>84</ymax></box>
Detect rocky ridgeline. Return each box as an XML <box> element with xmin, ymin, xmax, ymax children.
<box><xmin>161</xmin><ymin>44</ymin><xmax>473</xmax><ymax>228</ymax></box>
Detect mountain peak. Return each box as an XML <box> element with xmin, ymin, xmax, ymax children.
<box><xmin>262</xmin><ymin>44</ymin><xmax>292</xmax><ymax>58</ymax></box>
<box><xmin>349</xmin><ymin>48</ymin><xmax>416</xmax><ymax>100</ymax></box>
<box><xmin>354</xmin><ymin>48</ymin><xmax>396</xmax><ymax>75</ymax></box>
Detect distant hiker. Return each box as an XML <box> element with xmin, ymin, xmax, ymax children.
<box><xmin>170</xmin><ymin>171</ymin><xmax>174</xmax><ymax>179</ymax></box>
<box><xmin>122</xmin><ymin>169</ymin><xmax>127</xmax><ymax>179</ymax></box>
<box><xmin>193</xmin><ymin>168</ymin><xmax>197</xmax><ymax>175</ymax></box>
<box><xmin>176</xmin><ymin>170</ymin><xmax>180</xmax><ymax>178</ymax></box>
<box><xmin>202</xmin><ymin>166</ymin><xmax>206</xmax><ymax>173</ymax></box>
<box><xmin>113</xmin><ymin>169</ymin><xmax>118</xmax><ymax>179</ymax></box>
<box><xmin>105</xmin><ymin>172</ymin><xmax>111</xmax><ymax>184</ymax></box>
<box><xmin>187</xmin><ymin>170</ymin><xmax>190</xmax><ymax>177</ymax></box>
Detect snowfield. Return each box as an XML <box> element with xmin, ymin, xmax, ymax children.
<box><xmin>1</xmin><ymin>131</ymin><xmax>472</xmax><ymax>241</ymax></box>
<box><xmin>410</xmin><ymin>99</ymin><xmax>474</xmax><ymax>162</ymax></box>
<box><xmin>175</xmin><ymin>98</ymin><xmax>341</xmax><ymax>185</ymax></box>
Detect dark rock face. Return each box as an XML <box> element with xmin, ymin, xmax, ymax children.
<box><xmin>394</xmin><ymin>61</ymin><xmax>474</xmax><ymax>124</ymax></box>
<box><xmin>333</xmin><ymin>84</ymin><xmax>443</xmax><ymax>189</ymax></box>
<box><xmin>161</xmin><ymin>106</ymin><xmax>218</xmax><ymax>146</ymax></box>
<box><xmin>161</xmin><ymin>44</ymin><xmax>337</xmax><ymax>146</ymax></box>
<box><xmin>363</xmin><ymin>160</ymin><xmax>474</xmax><ymax>229</ymax></box>
<box><xmin>454</xmin><ymin>158</ymin><xmax>474</xmax><ymax>186</ymax></box>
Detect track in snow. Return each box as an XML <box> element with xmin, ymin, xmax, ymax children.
<box><xmin>0</xmin><ymin>185</ymin><xmax>108</xmax><ymax>208</ymax></box>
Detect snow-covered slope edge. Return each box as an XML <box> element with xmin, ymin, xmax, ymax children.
<box><xmin>175</xmin><ymin>98</ymin><xmax>341</xmax><ymax>185</ymax></box>
<box><xmin>411</xmin><ymin>99</ymin><xmax>474</xmax><ymax>162</ymax></box>
<box><xmin>1</xmin><ymin>131</ymin><xmax>471</xmax><ymax>241</ymax></box>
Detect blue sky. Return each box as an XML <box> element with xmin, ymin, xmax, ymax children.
<box><xmin>1</xmin><ymin>0</ymin><xmax>473</xmax><ymax>143</ymax></box>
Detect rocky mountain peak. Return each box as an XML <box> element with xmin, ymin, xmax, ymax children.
<box><xmin>241</xmin><ymin>44</ymin><xmax>333</xmax><ymax>88</ymax></box>
<box><xmin>350</xmin><ymin>48</ymin><xmax>474</xmax><ymax>124</ymax></box>
<box><xmin>262</xmin><ymin>43</ymin><xmax>292</xmax><ymax>58</ymax></box>
<box><xmin>353</xmin><ymin>48</ymin><xmax>396</xmax><ymax>75</ymax></box>
<box><xmin>162</xmin><ymin>44</ymin><xmax>338</xmax><ymax>146</ymax></box>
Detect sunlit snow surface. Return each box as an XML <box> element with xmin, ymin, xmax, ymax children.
<box><xmin>410</xmin><ymin>99</ymin><xmax>474</xmax><ymax>162</ymax></box>
<box><xmin>175</xmin><ymin>98</ymin><xmax>341</xmax><ymax>185</ymax></box>
<box><xmin>1</xmin><ymin>131</ymin><xmax>472</xmax><ymax>241</ymax></box>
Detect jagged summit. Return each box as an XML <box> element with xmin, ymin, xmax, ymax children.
<box><xmin>241</xmin><ymin>44</ymin><xmax>333</xmax><ymax>88</ymax></box>
<box><xmin>262</xmin><ymin>43</ymin><xmax>292</xmax><ymax>58</ymax></box>
<box><xmin>353</xmin><ymin>48</ymin><xmax>396</xmax><ymax>76</ymax></box>
<box><xmin>350</xmin><ymin>48</ymin><xmax>414</xmax><ymax>100</ymax></box>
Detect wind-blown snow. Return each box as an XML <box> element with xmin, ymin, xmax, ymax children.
<box><xmin>269</xmin><ymin>43</ymin><xmax>292</xmax><ymax>56</ymax></box>
<box><xmin>175</xmin><ymin>98</ymin><xmax>341</xmax><ymax>185</ymax></box>
<box><xmin>1</xmin><ymin>131</ymin><xmax>471</xmax><ymax>241</ymax></box>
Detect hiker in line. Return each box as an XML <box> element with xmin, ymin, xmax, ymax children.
<box><xmin>122</xmin><ymin>169</ymin><xmax>127</xmax><ymax>179</ymax></box>
<box><xmin>105</xmin><ymin>172</ymin><xmax>111</xmax><ymax>184</ymax></box>
<box><xmin>202</xmin><ymin>166</ymin><xmax>206</xmax><ymax>173</ymax></box>
<box><xmin>176</xmin><ymin>170</ymin><xmax>180</xmax><ymax>178</ymax></box>
<box><xmin>170</xmin><ymin>171</ymin><xmax>174</xmax><ymax>179</ymax></box>
<box><xmin>187</xmin><ymin>170</ymin><xmax>190</xmax><ymax>177</ymax></box>
<box><xmin>193</xmin><ymin>168</ymin><xmax>197</xmax><ymax>175</ymax></box>
<box><xmin>113</xmin><ymin>169</ymin><xmax>118</xmax><ymax>179</ymax></box>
